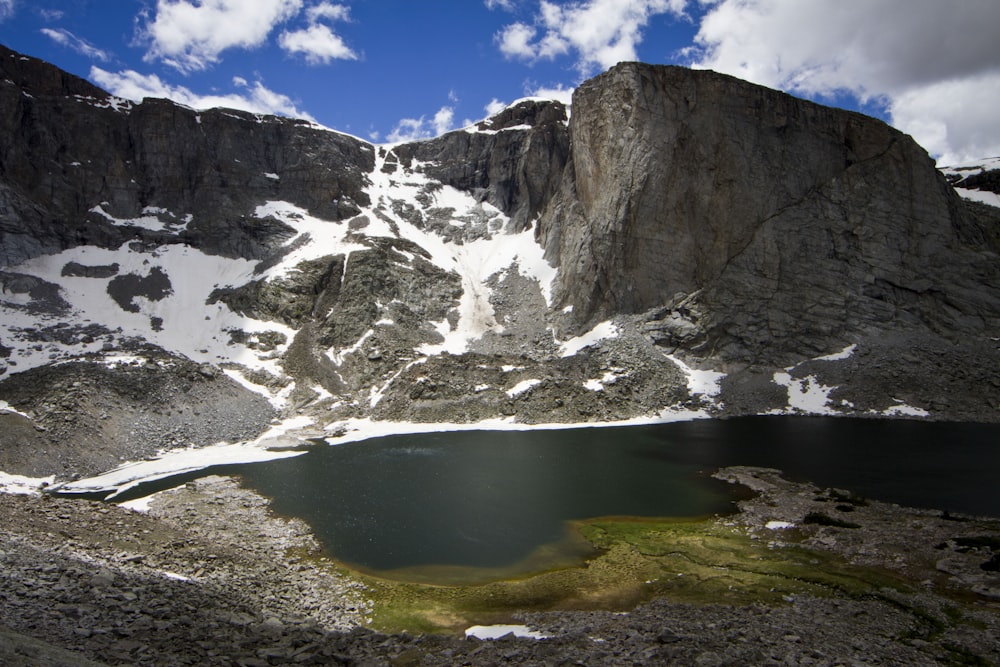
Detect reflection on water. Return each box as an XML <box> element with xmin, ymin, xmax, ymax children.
<box><xmin>116</xmin><ymin>417</ymin><xmax>1000</xmax><ymax>583</ymax></box>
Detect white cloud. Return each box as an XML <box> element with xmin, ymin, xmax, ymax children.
<box><xmin>887</xmin><ymin>73</ymin><xmax>1000</xmax><ymax>167</ymax></box>
<box><xmin>385</xmin><ymin>105</ymin><xmax>456</xmax><ymax>143</ymax></box>
<box><xmin>89</xmin><ymin>66</ymin><xmax>316</xmax><ymax>121</ymax></box>
<box><xmin>140</xmin><ymin>0</ymin><xmax>304</xmax><ymax>72</ymax></box>
<box><xmin>433</xmin><ymin>107</ymin><xmax>455</xmax><ymax>135</ymax></box>
<box><xmin>497</xmin><ymin>22</ymin><xmax>538</xmax><ymax>60</ymax></box>
<box><xmin>0</xmin><ymin>0</ymin><xmax>14</xmax><ymax>21</ymax></box>
<box><xmin>484</xmin><ymin>98</ymin><xmax>508</xmax><ymax>116</ymax></box>
<box><xmin>279</xmin><ymin>2</ymin><xmax>356</xmax><ymax>65</ymax></box>
<box><xmin>528</xmin><ymin>82</ymin><xmax>574</xmax><ymax>106</ymax></box>
<box><xmin>497</xmin><ymin>0</ymin><xmax>687</xmax><ymax>74</ymax></box>
<box><xmin>307</xmin><ymin>1</ymin><xmax>349</xmax><ymax>22</ymax></box>
<box><xmin>279</xmin><ymin>23</ymin><xmax>357</xmax><ymax>64</ymax></box>
<box><xmin>689</xmin><ymin>0</ymin><xmax>1000</xmax><ymax>164</ymax></box>
<box><xmin>40</xmin><ymin>28</ymin><xmax>112</xmax><ymax>62</ymax></box>
<box><xmin>485</xmin><ymin>0</ymin><xmax>517</xmax><ymax>10</ymax></box>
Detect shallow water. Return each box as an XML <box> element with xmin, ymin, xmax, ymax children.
<box><xmin>114</xmin><ymin>416</ymin><xmax>1000</xmax><ymax>581</ymax></box>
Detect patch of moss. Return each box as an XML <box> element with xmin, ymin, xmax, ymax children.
<box><xmin>352</xmin><ymin>515</ymin><xmax>910</xmax><ymax>635</ymax></box>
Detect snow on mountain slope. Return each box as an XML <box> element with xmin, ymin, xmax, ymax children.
<box><xmin>941</xmin><ymin>157</ymin><xmax>1000</xmax><ymax>208</ymax></box>
<box><xmin>0</xmin><ymin>139</ymin><xmax>560</xmax><ymax>413</ymax></box>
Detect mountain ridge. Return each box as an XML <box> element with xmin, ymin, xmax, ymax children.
<box><xmin>1</xmin><ymin>44</ymin><xmax>999</xmax><ymax>482</ymax></box>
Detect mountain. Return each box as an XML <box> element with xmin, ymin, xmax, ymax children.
<box><xmin>1</xmin><ymin>44</ymin><xmax>998</xmax><ymax>480</ymax></box>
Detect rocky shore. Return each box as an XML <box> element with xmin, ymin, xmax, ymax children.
<box><xmin>2</xmin><ymin>468</ymin><xmax>998</xmax><ymax>666</ymax></box>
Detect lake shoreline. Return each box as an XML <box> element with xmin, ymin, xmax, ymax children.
<box><xmin>1</xmin><ymin>466</ymin><xmax>998</xmax><ymax>665</ymax></box>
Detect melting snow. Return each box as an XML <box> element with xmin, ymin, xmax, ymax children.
<box><xmin>0</xmin><ymin>471</ymin><xmax>55</xmax><ymax>495</ymax></box>
<box><xmin>879</xmin><ymin>402</ymin><xmax>930</xmax><ymax>418</ymax></box>
<box><xmin>53</xmin><ymin>417</ymin><xmax>313</xmax><ymax>499</ymax></box>
<box><xmin>559</xmin><ymin>321</ymin><xmax>618</xmax><ymax>357</ymax></box>
<box><xmin>772</xmin><ymin>372</ymin><xmax>838</xmax><ymax>415</ymax></box>
<box><xmin>954</xmin><ymin>187</ymin><xmax>1000</xmax><ymax>208</ymax></box>
<box><xmin>0</xmin><ymin>241</ymin><xmax>290</xmax><ymax>378</ymax></box>
<box><xmin>506</xmin><ymin>378</ymin><xmax>541</xmax><ymax>397</ymax></box>
<box><xmin>765</xmin><ymin>521</ymin><xmax>796</xmax><ymax>530</ymax></box>
<box><xmin>665</xmin><ymin>355</ymin><xmax>725</xmax><ymax>400</ymax></box>
<box><xmin>813</xmin><ymin>344</ymin><xmax>857</xmax><ymax>362</ymax></box>
<box><xmin>465</xmin><ymin>625</ymin><xmax>548</xmax><ymax>640</ymax></box>
<box><xmin>89</xmin><ymin>204</ymin><xmax>189</xmax><ymax>233</ymax></box>
<box><xmin>0</xmin><ymin>400</ymin><xmax>30</xmax><ymax>419</ymax></box>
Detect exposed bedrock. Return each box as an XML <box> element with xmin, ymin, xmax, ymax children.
<box><xmin>538</xmin><ymin>63</ymin><xmax>1000</xmax><ymax>364</ymax></box>
<box><xmin>0</xmin><ymin>44</ymin><xmax>373</xmax><ymax>265</ymax></box>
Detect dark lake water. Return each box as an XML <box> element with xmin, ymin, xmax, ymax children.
<box><xmin>114</xmin><ymin>416</ymin><xmax>1000</xmax><ymax>581</ymax></box>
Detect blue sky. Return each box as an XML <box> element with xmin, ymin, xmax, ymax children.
<box><xmin>1</xmin><ymin>1</ymin><xmax>999</xmax><ymax>165</ymax></box>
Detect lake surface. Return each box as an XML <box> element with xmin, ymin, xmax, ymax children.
<box><xmin>116</xmin><ymin>416</ymin><xmax>1000</xmax><ymax>581</ymax></box>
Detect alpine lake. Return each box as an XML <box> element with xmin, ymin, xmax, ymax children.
<box><xmin>109</xmin><ymin>416</ymin><xmax>1000</xmax><ymax>633</ymax></box>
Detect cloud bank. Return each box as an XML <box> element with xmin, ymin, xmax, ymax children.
<box><xmin>687</xmin><ymin>0</ymin><xmax>1000</xmax><ymax>165</ymax></box>
<box><xmin>496</xmin><ymin>0</ymin><xmax>999</xmax><ymax>164</ymax></box>
<box><xmin>90</xmin><ymin>66</ymin><xmax>316</xmax><ymax>121</ymax></box>
<box><xmin>497</xmin><ymin>0</ymin><xmax>687</xmax><ymax>75</ymax></box>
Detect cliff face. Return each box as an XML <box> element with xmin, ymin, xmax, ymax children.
<box><xmin>2</xmin><ymin>47</ymin><xmax>1000</xmax><ymax>482</ymax></box>
<box><xmin>539</xmin><ymin>63</ymin><xmax>1000</xmax><ymax>361</ymax></box>
<box><xmin>0</xmin><ymin>45</ymin><xmax>372</xmax><ymax>266</ymax></box>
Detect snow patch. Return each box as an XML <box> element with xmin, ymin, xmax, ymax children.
<box><xmin>465</xmin><ymin>624</ymin><xmax>548</xmax><ymax>640</ymax></box>
<box><xmin>813</xmin><ymin>344</ymin><xmax>857</xmax><ymax>362</ymax></box>
<box><xmin>506</xmin><ymin>378</ymin><xmax>541</xmax><ymax>398</ymax></box>
<box><xmin>879</xmin><ymin>402</ymin><xmax>930</xmax><ymax>418</ymax></box>
<box><xmin>0</xmin><ymin>400</ymin><xmax>30</xmax><ymax>419</ymax></box>
<box><xmin>559</xmin><ymin>321</ymin><xmax>618</xmax><ymax>357</ymax></box>
<box><xmin>90</xmin><ymin>204</ymin><xmax>188</xmax><ymax>232</ymax></box>
<box><xmin>665</xmin><ymin>355</ymin><xmax>725</xmax><ymax>400</ymax></box>
<box><xmin>582</xmin><ymin>369</ymin><xmax>625</xmax><ymax>392</ymax></box>
<box><xmin>53</xmin><ymin>436</ymin><xmax>307</xmax><ymax>500</ymax></box>
<box><xmin>0</xmin><ymin>242</ymin><xmax>293</xmax><ymax>378</ymax></box>
<box><xmin>772</xmin><ymin>372</ymin><xmax>838</xmax><ymax>415</ymax></box>
<box><xmin>0</xmin><ymin>471</ymin><xmax>56</xmax><ymax>496</ymax></box>
<box><xmin>328</xmin><ymin>329</ymin><xmax>374</xmax><ymax>365</ymax></box>
<box><xmin>954</xmin><ymin>187</ymin><xmax>1000</xmax><ymax>208</ymax></box>
<box><xmin>765</xmin><ymin>521</ymin><xmax>796</xmax><ymax>530</ymax></box>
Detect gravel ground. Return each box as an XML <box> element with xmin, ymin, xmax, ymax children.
<box><xmin>1</xmin><ymin>469</ymin><xmax>998</xmax><ymax>666</ymax></box>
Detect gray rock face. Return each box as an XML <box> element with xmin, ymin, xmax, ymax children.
<box><xmin>394</xmin><ymin>99</ymin><xmax>570</xmax><ymax>231</ymax></box>
<box><xmin>539</xmin><ymin>63</ymin><xmax>1000</xmax><ymax>362</ymax></box>
<box><xmin>2</xmin><ymin>46</ymin><xmax>1000</xmax><ymax>468</ymax></box>
<box><xmin>0</xmin><ymin>45</ymin><xmax>372</xmax><ymax>265</ymax></box>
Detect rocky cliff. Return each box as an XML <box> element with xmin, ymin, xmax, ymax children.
<box><xmin>539</xmin><ymin>64</ymin><xmax>999</xmax><ymax>362</ymax></box>
<box><xmin>1</xmin><ymin>46</ymin><xmax>999</xmax><ymax>482</ymax></box>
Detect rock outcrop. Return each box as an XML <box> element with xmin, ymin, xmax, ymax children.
<box><xmin>0</xmin><ymin>44</ymin><xmax>372</xmax><ymax>267</ymax></box>
<box><xmin>538</xmin><ymin>63</ymin><xmax>1000</xmax><ymax>363</ymax></box>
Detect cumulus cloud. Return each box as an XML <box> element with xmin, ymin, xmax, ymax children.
<box><xmin>40</xmin><ymin>28</ymin><xmax>112</xmax><ymax>62</ymax></box>
<box><xmin>688</xmin><ymin>0</ymin><xmax>1000</xmax><ymax>165</ymax></box>
<box><xmin>484</xmin><ymin>98</ymin><xmax>508</xmax><ymax>116</ymax></box>
<box><xmin>386</xmin><ymin>105</ymin><xmax>456</xmax><ymax>143</ymax></box>
<box><xmin>280</xmin><ymin>2</ymin><xmax>356</xmax><ymax>64</ymax></box>
<box><xmin>496</xmin><ymin>0</ymin><xmax>687</xmax><ymax>74</ymax></box>
<box><xmin>279</xmin><ymin>23</ymin><xmax>356</xmax><ymax>64</ymax></box>
<box><xmin>139</xmin><ymin>0</ymin><xmax>304</xmax><ymax>72</ymax></box>
<box><xmin>306</xmin><ymin>1</ymin><xmax>349</xmax><ymax>22</ymax></box>
<box><xmin>89</xmin><ymin>66</ymin><xmax>316</xmax><ymax>121</ymax></box>
<box><xmin>528</xmin><ymin>82</ymin><xmax>574</xmax><ymax>106</ymax></box>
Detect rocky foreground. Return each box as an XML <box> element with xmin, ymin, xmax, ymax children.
<box><xmin>1</xmin><ymin>469</ymin><xmax>998</xmax><ymax>666</ymax></box>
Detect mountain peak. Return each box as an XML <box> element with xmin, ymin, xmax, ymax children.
<box><xmin>475</xmin><ymin>97</ymin><xmax>568</xmax><ymax>132</ymax></box>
